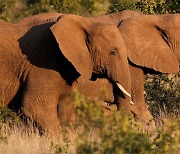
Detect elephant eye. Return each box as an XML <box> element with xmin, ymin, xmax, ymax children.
<box><xmin>109</xmin><ymin>50</ymin><xmax>117</xmax><ymax>57</ymax></box>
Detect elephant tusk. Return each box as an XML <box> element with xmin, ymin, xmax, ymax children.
<box><xmin>116</xmin><ymin>82</ymin><xmax>131</xmax><ymax>98</ymax></box>
<box><xmin>130</xmin><ymin>100</ymin><xmax>134</xmax><ymax>105</ymax></box>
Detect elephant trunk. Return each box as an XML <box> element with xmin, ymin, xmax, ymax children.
<box><xmin>108</xmin><ymin>57</ymin><xmax>132</xmax><ymax>104</ymax></box>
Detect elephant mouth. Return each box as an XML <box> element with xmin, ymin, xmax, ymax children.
<box><xmin>116</xmin><ymin>82</ymin><xmax>134</xmax><ymax>105</ymax></box>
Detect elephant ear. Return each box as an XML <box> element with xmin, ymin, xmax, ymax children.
<box><xmin>50</xmin><ymin>14</ymin><xmax>93</xmax><ymax>79</ymax></box>
<box><xmin>119</xmin><ymin>16</ymin><xmax>179</xmax><ymax>73</ymax></box>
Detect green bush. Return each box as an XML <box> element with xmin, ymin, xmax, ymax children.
<box><xmin>135</xmin><ymin>0</ymin><xmax>180</xmax><ymax>14</ymax></box>
<box><xmin>145</xmin><ymin>74</ymin><xmax>180</xmax><ymax>119</ymax></box>
<box><xmin>0</xmin><ymin>106</ymin><xmax>18</xmax><ymax>124</ymax></box>
<box><xmin>51</xmin><ymin>0</ymin><xmax>105</xmax><ymax>16</ymax></box>
<box><xmin>0</xmin><ymin>0</ymin><xmax>16</xmax><ymax>22</ymax></box>
<box><xmin>108</xmin><ymin>0</ymin><xmax>137</xmax><ymax>13</ymax></box>
<box><xmin>153</xmin><ymin>118</ymin><xmax>180</xmax><ymax>154</ymax></box>
<box><xmin>0</xmin><ymin>91</ymin><xmax>179</xmax><ymax>153</ymax></box>
<box><xmin>51</xmin><ymin>91</ymin><xmax>180</xmax><ymax>154</ymax></box>
<box><xmin>108</xmin><ymin>0</ymin><xmax>180</xmax><ymax>14</ymax></box>
<box><xmin>0</xmin><ymin>105</ymin><xmax>19</xmax><ymax>143</ymax></box>
<box><xmin>0</xmin><ymin>0</ymin><xmax>106</xmax><ymax>22</ymax></box>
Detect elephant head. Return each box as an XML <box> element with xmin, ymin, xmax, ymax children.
<box><xmin>50</xmin><ymin>14</ymin><xmax>132</xmax><ymax>99</ymax></box>
<box><xmin>118</xmin><ymin>14</ymin><xmax>180</xmax><ymax>73</ymax></box>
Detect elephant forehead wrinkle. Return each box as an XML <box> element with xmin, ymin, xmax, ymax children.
<box><xmin>94</xmin><ymin>31</ymin><xmax>121</xmax><ymax>50</ymax></box>
<box><xmin>93</xmin><ymin>24</ymin><xmax>118</xmax><ymax>37</ymax></box>
<box><xmin>91</xmin><ymin>37</ymin><xmax>112</xmax><ymax>55</ymax></box>
<box><xmin>159</xmin><ymin>15</ymin><xmax>180</xmax><ymax>29</ymax></box>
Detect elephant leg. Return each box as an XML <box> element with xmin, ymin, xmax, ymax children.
<box><xmin>21</xmin><ymin>72</ymin><xmax>62</xmax><ymax>136</ymax></box>
<box><xmin>0</xmin><ymin>66</ymin><xmax>20</xmax><ymax>107</ymax></box>
<box><xmin>22</xmin><ymin>88</ymin><xmax>60</xmax><ymax>136</ymax></box>
<box><xmin>119</xmin><ymin>65</ymin><xmax>156</xmax><ymax>132</ymax></box>
<box><xmin>57</xmin><ymin>92</ymin><xmax>77</xmax><ymax>124</ymax></box>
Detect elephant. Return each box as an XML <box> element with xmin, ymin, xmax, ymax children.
<box><xmin>0</xmin><ymin>12</ymin><xmax>132</xmax><ymax>135</ymax></box>
<box><xmin>90</xmin><ymin>10</ymin><xmax>180</xmax><ymax>132</ymax></box>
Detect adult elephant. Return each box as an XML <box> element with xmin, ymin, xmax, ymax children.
<box><xmin>91</xmin><ymin>10</ymin><xmax>180</xmax><ymax>131</ymax></box>
<box><xmin>0</xmin><ymin>13</ymin><xmax>131</xmax><ymax>135</ymax></box>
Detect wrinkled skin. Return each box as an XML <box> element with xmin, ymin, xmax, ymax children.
<box><xmin>0</xmin><ymin>13</ymin><xmax>131</xmax><ymax>135</ymax></box>
<box><xmin>91</xmin><ymin>10</ymin><xmax>180</xmax><ymax>132</ymax></box>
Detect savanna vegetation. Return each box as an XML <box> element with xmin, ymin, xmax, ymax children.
<box><xmin>0</xmin><ymin>0</ymin><xmax>179</xmax><ymax>153</ymax></box>
<box><xmin>0</xmin><ymin>91</ymin><xmax>179</xmax><ymax>153</ymax></box>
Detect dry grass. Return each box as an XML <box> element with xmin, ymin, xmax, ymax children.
<box><xmin>0</xmin><ymin>123</ymin><xmax>74</xmax><ymax>154</ymax></box>
<box><xmin>0</xmin><ymin>124</ymin><xmax>52</xmax><ymax>154</ymax></box>
<box><xmin>0</xmin><ymin>115</ymin><xmax>179</xmax><ymax>154</ymax></box>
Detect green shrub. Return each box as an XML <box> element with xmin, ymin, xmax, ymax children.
<box><xmin>108</xmin><ymin>0</ymin><xmax>180</xmax><ymax>14</ymax></box>
<box><xmin>0</xmin><ymin>106</ymin><xmax>18</xmax><ymax>124</ymax></box>
<box><xmin>0</xmin><ymin>0</ymin><xmax>106</xmax><ymax>22</ymax></box>
<box><xmin>108</xmin><ymin>0</ymin><xmax>137</xmax><ymax>13</ymax></box>
<box><xmin>0</xmin><ymin>105</ymin><xmax>19</xmax><ymax>143</ymax></box>
<box><xmin>145</xmin><ymin>74</ymin><xmax>180</xmax><ymax>119</ymax></box>
<box><xmin>135</xmin><ymin>0</ymin><xmax>180</xmax><ymax>14</ymax></box>
<box><xmin>51</xmin><ymin>0</ymin><xmax>105</xmax><ymax>16</ymax></box>
<box><xmin>153</xmin><ymin>118</ymin><xmax>180</xmax><ymax>154</ymax></box>
<box><xmin>0</xmin><ymin>91</ymin><xmax>179</xmax><ymax>153</ymax></box>
<box><xmin>51</xmin><ymin>90</ymin><xmax>180</xmax><ymax>154</ymax></box>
